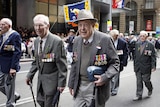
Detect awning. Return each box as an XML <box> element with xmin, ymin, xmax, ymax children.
<box><xmin>112</xmin><ymin>7</ymin><xmax>132</xmax><ymax>14</ymax></box>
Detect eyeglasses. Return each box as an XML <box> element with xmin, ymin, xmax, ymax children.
<box><xmin>34</xmin><ymin>24</ymin><xmax>46</xmax><ymax>28</ymax></box>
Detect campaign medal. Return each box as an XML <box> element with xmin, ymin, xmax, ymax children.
<box><xmin>103</xmin><ymin>54</ymin><xmax>107</xmax><ymax>64</ymax></box>
<box><xmin>98</xmin><ymin>55</ymin><xmax>101</xmax><ymax>66</ymax></box>
<box><xmin>94</xmin><ymin>55</ymin><xmax>98</xmax><ymax>65</ymax></box>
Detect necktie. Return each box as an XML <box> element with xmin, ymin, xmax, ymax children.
<box><xmin>84</xmin><ymin>40</ymin><xmax>89</xmax><ymax>45</ymax></box>
<box><xmin>140</xmin><ymin>42</ymin><xmax>145</xmax><ymax>54</ymax></box>
<box><xmin>39</xmin><ymin>40</ymin><xmax>43</xmax><ymax>62</ymax></box>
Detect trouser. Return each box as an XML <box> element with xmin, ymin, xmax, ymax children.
<box><xmin>0</xmin><ymin>71</ymin><xmax>16</xmax><ymax>107</ymax></box>
<box><xmin>111</xmin><ymin>72</ymin><xmax>120</xmax><ymax>94</ymax></box>
<box><xmin>37</xmin><ymin>84</ymin><xmax>55</xmax><ymax>107</ymax></box>
<box><xmin>73</xmin><ymin>81</ymin><xmax>105</xmax><ymax>107</ymax></box>
<box><xmin>135</xmin><ymin>71</ymin><xmax>153</xmax><ymax>97</ymax></box>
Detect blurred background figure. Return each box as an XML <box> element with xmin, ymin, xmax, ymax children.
<box><xmin>133</xmin><ymin>30</ymin><xmax>156</xmax><ymax>101</ymax></box>
<box><xmin>65</xmin><ymin>29</ymin><xmax>76</xmax><ymax>64</ymax></box>
<box><xmin>109</xmin><ymin>29</ymin><xmax>129</xmax><ymax>96</ymax></box>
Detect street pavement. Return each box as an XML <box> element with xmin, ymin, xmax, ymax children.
<box><xmin>1</xmin><ymin>56</ymin><xmax>160</xmax><ymax>107</ymax></box>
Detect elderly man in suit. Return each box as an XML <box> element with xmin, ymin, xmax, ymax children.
<box><xmin>68</xmin><ymin>9</ymin><xmax>120</xmax><ymax>107</ymax></box>
<box><xmin>133</xmin><ymin>30</ymin><xmax>156</xmax><ymax>101</ymax></box>
<box><xmin>0</xmin><ymin>18</ymin><xmax>21</xmax><ymax>107</ymax></box>
<box><xmin>26</xmin><ymin>14</ymin><xmax>67</xmax><ymax>107</ymax></box>
<box><xmin>109</xmin><ymin>29</ymin><xmax>128</xmax><ymax>96</ymax></box>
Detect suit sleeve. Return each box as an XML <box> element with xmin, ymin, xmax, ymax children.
<box><xmin>101</xmin><ymin>37</ymin><xmax>120</xmax><ymax>82</ymax></box>
<box><xmin>56</xmin><ymin>40</ymin><xmax>68</xmax><ymax>87</ymax></box>
<box><xmin>11</xmin><ymin>33</ymin><xmax>22</xmax><ymax>72</ymax></box>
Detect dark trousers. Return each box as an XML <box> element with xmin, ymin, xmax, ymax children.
<box><xmin>37</xmin><ymin>85</ymin><xmax>55</xmax><ymax>107</ymax></box>
<box><xmin>135</xmin><ymin>71</ymin><xmax>153</xmax><ymax>97</ymax></box>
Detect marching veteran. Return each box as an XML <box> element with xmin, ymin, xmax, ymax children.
<box><xmin>0</xmin><ymin>18</ymin><xmax>21</xmax><ymax>107</ymax></box>
<box><xmin>133</xmin><ymin>30</ymin><xmax>156</xmax><ymax>101</ymax></box>
<box><xmin>68</xmin><ymin>9</ymin><xmax>120</xmax><ymax>107</ymax></box>
<box><xmin>26</xmin><ymin>14</ymin><xmax>68</xmax><ymax>107</ymax></box>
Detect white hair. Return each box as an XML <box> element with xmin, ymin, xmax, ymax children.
<box><xmin>0</xmin><ymin>18</ymin><xmax>12</xmax><ymax>26</ymax></box>
<box><xmin>33</xmin><ymin>14</ymin><xmax>49</xmax><ymax>25</ymax></box>
<box><xmin>140</xmin><ymin>30</ymin><xmax>148</xmax><ymax>36</ymax></box>
<box><xmin>109</xmin><ymin>29</ymin><xmax>119</xmax><ymax>36</ymax></box>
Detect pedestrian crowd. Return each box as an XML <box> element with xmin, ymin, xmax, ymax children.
<box><xmin>0</xmin><ymin>9</ymin><xmax>159</xmax><ymax>107</ymax></box>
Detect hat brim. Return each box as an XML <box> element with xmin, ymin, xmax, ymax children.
<box><xmin>74</xmin><ymin>18</ymin><xmax>97</xmax><ymax>24</ymax></box>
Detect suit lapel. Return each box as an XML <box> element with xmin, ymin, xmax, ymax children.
<box><xmin>77</xmin><ymin>37</ymin><xmax>83</xmax><ymax>70</ymax></box>
<box><xmin>89</xmin><ymin>32</ymin><xmax>100</xmax><ymax>65</ymax></box>
<box><xmin>43</xmin><ymin>34</ymin><xmax>51</xmax><ymax>54</ymax></box>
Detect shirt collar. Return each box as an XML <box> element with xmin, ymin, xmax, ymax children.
<box><xmin>83</xmin><ymin>31</ymin><xmax>94</xmax><ymax>43</ymax></box>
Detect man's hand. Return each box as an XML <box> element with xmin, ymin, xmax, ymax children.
<box><xmin>94</xmin><ymin>75</ymin><xmax>105</xmax><ymax>86</ymax></box>
<box><xmin>69</xmin><ymin>88</ymin><xmax>74</xmax><ymax>96</ymax></box>
<box><xmin>151</xmin><ymin>68</ymin><xmax>156</xmax><ymax>72</ymax></box>
<box><xmin>26</xmin><ymin>78</ymin><xmax>32</xmax><ymax>85</ymax></box>
<box><xmin>10</xmin><ymin>69</ymin><xmax>16</xmax><ymax>76</ymax></box>
<box><xmin>58</xmin><ymin>87</ymin><xmax>65</xmax><ymax>93</ymax></box>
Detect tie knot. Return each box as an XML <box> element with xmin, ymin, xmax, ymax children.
<box><xmin>84</xmin><ymin>40</ymin><xmax>89</xmax><ymax>45</ymax></box>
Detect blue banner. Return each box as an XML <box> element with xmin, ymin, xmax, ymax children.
<box><xmin>63</xmin><ymin>0</ymin><xmax>91</xmax><ymax>22</ymax></box>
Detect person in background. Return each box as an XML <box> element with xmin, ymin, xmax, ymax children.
<box><xmin>25</xmin><ymin>14</ymin><xmax>67</xmax><ymax>107</ymax></box>
<box><xmin>68</xmin><ymin>9</ymin><xmax>120</xmax><ymax>107</ymax></box>
<box><xmin>0</xmin><ymin>18</ymin><xmax>21</xmax><ymax>107</ymax></box>
<box><xmin>133</xmin><ymin>30</ymin><xmax>156</xmax><ymax>101</ymax></box>
<box><xmin>128</xmin><ymin>35</ymin><xmax>136</xmax><ymax>60</ymax></box>
<box><xmin>65</xmin><ymin>29</ymin><xmax>76</xmax><ymax>64</ymax></box>
<box><xmin>110</xmin><ymin>29</ymin><xmax>129</xmax><ymax>96</ymax></box>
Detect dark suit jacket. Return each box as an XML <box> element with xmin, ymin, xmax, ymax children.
<box><xmin>116</xmin><ymin>38</ymin><xmax>128</xmax><ymax>71</ymax></box>
<box><xmin>27</xmin><ymin>32</ymin><xmax>67</xmax><ymax>97</ymax></box>
<box><xmin>68</xmin><ymin>30</ymin><xmax>120</xmax><ymax>104</ymax></box>
<box><xmin>134</xmin><ymin>40</ymin><xmax>156</xmax><ymax>74</ymax></box>
<box><xmin>0</xmin><ymin>31</ymin><xmax>21</xmax><ymax>73</ymax></box>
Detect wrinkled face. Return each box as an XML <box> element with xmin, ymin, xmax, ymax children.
<box><xmin>78</xmin><ymin>20</ymin><xmax>95</xmax><ymax>40</ymax></box>
<box><xmin>33</xmin><ymin>19</ymin><xmax>49</xmax><ymax>38</ymax></box>
<box><xmin>139</xmin><ymin>34</ymin><xmax>147</xmax><ymax>42</ymax></box>
<box><xmin>0</xmin><ymin>20</ymin><xmax>10</xmax><ymax>34</ymax></box>
<box><xmin>112</xmin><ymin>34</ymin><xmax>118</xmax><ymax>41</ymax></box>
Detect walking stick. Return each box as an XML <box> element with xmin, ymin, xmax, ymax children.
<box><xmin>89</xmin><ymin>85</ymin><xmax>96</xmax><ymax>107</ymax></box>
<box><xmin>29</xmin><ymin>83</ymin><xmax>37</xmax><ymax>107</ymax></box>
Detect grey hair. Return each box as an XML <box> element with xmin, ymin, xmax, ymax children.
<box><xmin>33</xmin><ymin>14</ymin><xmax>49</xmax><ymax>25</ymax></box>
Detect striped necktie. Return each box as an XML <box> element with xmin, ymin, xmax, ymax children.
<box><xmin>84</xmin><ymin>40</ymin><xmax>89</xmax><ymax>45</ymax></box>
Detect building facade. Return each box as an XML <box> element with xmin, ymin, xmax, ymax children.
<box><xmin>0</xmin><ymin>0</ymin><xmax>111</xmax><ymax>33</ymax></box>
<box><xmin>112</xmin><ymin>0</ymin><xmax>160</xmax><ymax>36</ymax></box>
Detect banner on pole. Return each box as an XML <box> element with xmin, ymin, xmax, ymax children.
<box><xmin>63</xmin><ymin>0</ymin><xmax>91</xmax><ymax>22</ymax></box>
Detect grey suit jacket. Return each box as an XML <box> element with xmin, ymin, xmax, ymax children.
<box><xmin>27</xmin><ymin>32</ymin><xmax>67</xmax><ymax>96</ymax></box>
<box><xmin>134</xmin><ymin>40</ymin><xmax>156</xmax><ymax>74</ymax></box>
<box><xmin>68</xmin><ymin>30</ymin><xmax>120</xmax><ymax>104</ymax></box>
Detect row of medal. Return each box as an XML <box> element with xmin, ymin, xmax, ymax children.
<box><xmin>94</xmin><ymin>54</ymin><xmax>107</xmax><ymax>66</ymax></box>
<box><xmin>41</xmin><ymin>53</ymin><xmax>55</xmax><ymax>62</ymax></box>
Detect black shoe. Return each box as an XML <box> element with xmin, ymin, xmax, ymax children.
<box><xmin>148</xmin><ymin>91</ymin><xmax>152</xmax><ymax>97</ymax></box>
<box><xmin>15</xmin><ymin>95</ymin><xmax>21</xmax><ymax>103</ymax></box>
<box><xmin>133</xmin><ymin>96</ymin><xmax>142</xmax><ymax>101</ymax></box>
<box><xmin>111</xmin><ymin>93</ymin><xmax>117</xmax><ymax>96</ymax></box>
